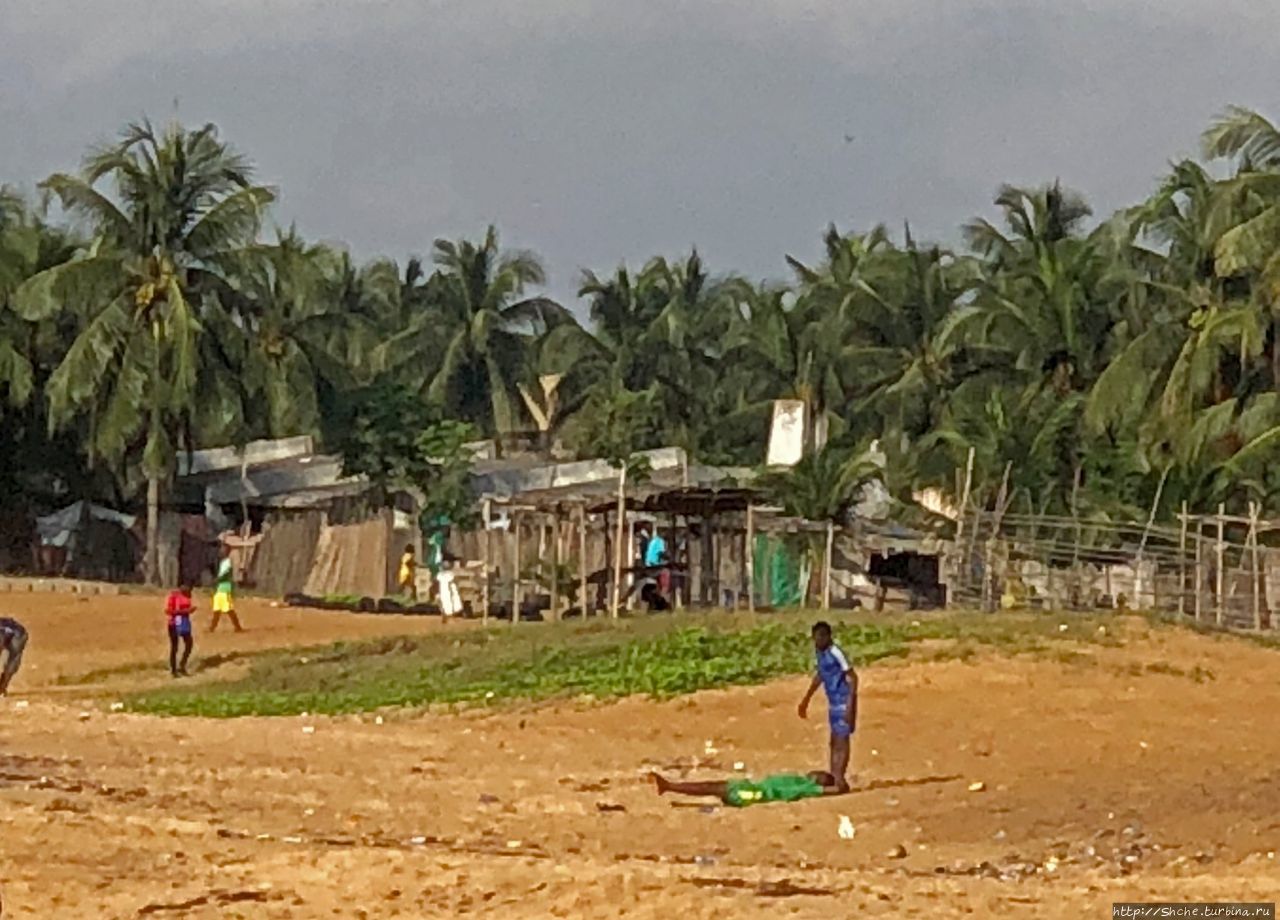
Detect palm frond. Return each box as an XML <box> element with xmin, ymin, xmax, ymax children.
<box><xmin>1202</xmin><ymin>106</ymin><xmax>1280</xmax><ymax>168</ymax></box>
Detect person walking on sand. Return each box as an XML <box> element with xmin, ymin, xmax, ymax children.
<box><xmin>165</xmin><ymin>583</ymin><xmax>195</xmax><ymax>677</ymax></box>
<box><xmin>797</xmin><ymin>620</ymin><xmax>858</xmax><ymax>793</ymax></box>
<box><xmin>650</xmin><ymin>770</ymin><xmax>844</xmax><ymax>806</ymax></box>
<box><xmin>0</xmin><ymin>617</ymin><xmax>29</xmax><ymax>695</ymax></box>
<box><xmin>210</xmin><ymin>544</ymin><xmax>243</xmax><ymax>632</ymax></box>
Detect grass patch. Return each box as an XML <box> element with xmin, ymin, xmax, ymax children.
<box><xmin>57</xmin><ymin>651</ymin><xmax>247</xmax><ymax>687</ymax></box>
<box><xmin>1125</xmin><ymin>660</ymin><xmax>1216</xmax><ymax>683</ymax></box>
<box><xmin>120</xmin><ymin>610</ymin><xmax>1133</xmax><ymax>719</ymax></box>
<box><xmin>125</xmin><ymin>617</ymin><xmax>908</xmax><ymax>717</ymax></box>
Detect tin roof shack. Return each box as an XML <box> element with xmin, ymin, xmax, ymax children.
<box><xmin>175</xmin><ymin>438</ymin><xmax>418</xmax><ymax>599</ymax></box>
<box><xmin>32</xmin><ymin>500</ymin><xmax>140</xmax><ymax>582</ymax></box>
<box><xmin>455</xmin><ymin>448</ymin><xmax>762</xmax><ymax>619</ymax></box>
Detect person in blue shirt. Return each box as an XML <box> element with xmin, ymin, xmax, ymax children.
<box><xmin>643</xmin><ymin>528</ymin><xmax>667</xmax><ymax>568</ymax></box>
<box><xmin>797</xmin><ymin>620</ymin><xmax>857</xmax><ymax>793</ymax></box>
<box><xmin>643</xmin><ymin>527</ymin><xmax>671</xmax><ymax>599</ymax></box>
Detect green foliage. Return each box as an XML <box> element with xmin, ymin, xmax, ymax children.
<box><xmin>20</xmin><ymin>106</ymin><xmax>1280</xmax><ymax>536</ymax></box>
<box><xmin>760</xmin><ymin>444</ymin><xmax>883</xmax><ymax>522</ymax></box>
<box><xmin>568</xmin><ymin>380</ymin><xmax>659</xmax><ymax>472</ymax></box>
<box><xmin>120</xmin><ymin>610</ymin><xmax>1130</xmax><ymax>718</ymax></box>
<box><xmin>337</xmin><ymin>382</ymin><xmax>479</xmax><ymax>531</ymax></box>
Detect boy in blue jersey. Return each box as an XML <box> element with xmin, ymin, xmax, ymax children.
<box><xmin>797</xmin><ymin>620</ymin><xmax>857</xmax><ymax>793</ymax></box>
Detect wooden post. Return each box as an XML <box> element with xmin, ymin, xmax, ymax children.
<box><xmin>1194</xmin><ymin>518</ymin><xmax>1203</xmax><ymax>623</ymax></box>
<box><xmin>626</xmin><ymin>515</ymin><xmax>637</xmax><ymax>611</ymax></box>
<box><xmin>950</xmin><ymin>447</ymin><xmax>975</xmax><ymax>608</ymax></box>
<box><xmin>611</xmin><ymin>465</ymin><xmax>627</xmax><ymax>619</ymax></box>
<box><xmin>746</xmin><ymin>504</ymin><xmax>756</xmax><ymax>614</ymax></box>
<box><xmin>481</xmin><ymin>499</ymin><xmax>492</xmax><ymax>625</ymax></box>
<box><xmin>550</xmin><ymin>507</ymin><xmax>562</xmax><ymax>622</ymax></box>
<box><xmin>1070</xmin><ymin>465</ymin><xmax>1083</xmax><ymax>610</ymax></box>
<box><xmin>1249</xmin><ymin>502</ymin><xmax>1262</xmax><ymax>631</ymax></box>
<box><xmin>578</xmin><ymin>504</ymin><xmax>589</xmax><ymax>618</ymax></box>
<box><xmin>1215</xmin><ymin>504</ymin><xmax>1226</xmax><ymax>627</ymax></box>
<box><xmin>710</xmin><ymin>514</ymin><xmax>721</xmax><ymax>608</ymax></box>
<box><xmin>821</xmin><ymin>519</ymin><xmax>835</xmax><ymax>610</ymax></box>
<box><xmin>1135</xmin><ymin>468</ymin><xmax>1167</xmax><ymax>610</ymax></box>
<box><xmin>982</xmin><ymin>462</ymin><xmax>1012</xmax><ymax>613</ymax></box>
<box><xmin>671</xmin><ymin>513</ymin><xmax>684</xmax><ymax>611</ymax></box>
<box><xmin>733</xmin><ymin>520</ymin><xmax>742</xmax><ymax>612</ymax></box>
<box><xmin>1177</xmin><ymin>502</ymin><xmax>1188</xmax><ymax>618</ymax></box>
<box><xmin>512</xmin><ymin>511</ymin><xmax>522</xmax><ymax>625</ymax></box>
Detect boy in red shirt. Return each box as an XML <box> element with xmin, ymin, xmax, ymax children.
<box><xmin>165</xmin><ymin>584</ymin><xmax>195</xmax><ymax>677</ymax></box>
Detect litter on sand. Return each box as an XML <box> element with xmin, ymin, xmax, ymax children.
<box><xmin>838</xmin><ymin>815</ymin><xmax>856</xmax><ymax>839</ymax></box>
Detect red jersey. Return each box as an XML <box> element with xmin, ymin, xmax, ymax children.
<box><xmin>165</xmin><ymin>591</ymin><xmax>193</xmax><ymax>625</ymax></box>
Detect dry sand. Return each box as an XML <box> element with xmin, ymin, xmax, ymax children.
<box><xmin>0</xmin><ymin>593</ymin><xmax>1277</xmax><ymax>917</ymax></box>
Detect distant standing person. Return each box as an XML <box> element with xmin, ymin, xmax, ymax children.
<box><xmin>797</xmin><ymin>621</ymin><xmax>858</xmax><ymax>793</ymax></box>
<box><xmin>0</xmin><ymin>617</ymin><xmax>28</xmax><ymax>695</ymax></box>
<box><xmin>165</xmin><ymin>584</ymin><xmax>195</xmax><ymax>677</ymax></box>
<box><xmin>210</xmin><ymin>545</ymin><xmax>243</xmax><ymax>632</ymax></box>
<box><xmin>399</xmin><ymin>544</ymin><xmax>418</xmax><ymax>601</ymax></box>
<box><xmin>644</xmin><ymin>526</ymin><xmax>670</xmax><ymax>597</ymax></box>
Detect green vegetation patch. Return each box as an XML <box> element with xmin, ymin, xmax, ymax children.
<box><xmin>121</xmin><ymin>610</ymin><xmax>1128</xmax><ymax>718</ymax></box>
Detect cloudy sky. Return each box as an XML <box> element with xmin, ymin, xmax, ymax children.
<box><xmin>1</xmin><ymin>1</ymin><xmax>1275</xmax><ymax>305</ymax></box>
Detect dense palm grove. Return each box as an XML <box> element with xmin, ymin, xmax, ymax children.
<box><xmin>7</xmin><ymin>109</ymin><xmax>1280</xmax><ymax>556</ymax></box>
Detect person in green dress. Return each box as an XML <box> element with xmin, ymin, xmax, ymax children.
<box><xmin>649</xmin><ymin>770</ymin><xmax>843</xmax><ymax>807</ymax></box>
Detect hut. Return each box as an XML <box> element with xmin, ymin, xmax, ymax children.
<box><xmin>174</xmin><ymin>437</ymin><xmax>417</xmax><ymax>598</ymax></box>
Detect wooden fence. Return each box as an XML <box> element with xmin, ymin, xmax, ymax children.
<box><xmin>946</xmin><ymin>505</ymin><xmax>1278</xmax><ymax>631</ymax></box>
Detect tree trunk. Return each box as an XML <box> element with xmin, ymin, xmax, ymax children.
<box><xmin>1272</xmin><ymin>315</ymin><xmax>1280</xmax><ymax>392</ymax></box>
<box><xmin>146</xmin><ymin>473</ymin><xmax>160</xmax><ymax>586</ymax></box>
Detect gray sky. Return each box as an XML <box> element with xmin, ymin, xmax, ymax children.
<box><xmin>2</xmin><ymin>1</ymin><xmax>1276</xmax><ymax>307</ymax></box>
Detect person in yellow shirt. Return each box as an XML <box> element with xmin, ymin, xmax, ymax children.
<box><xmin>399</xmin><ymin>544</ymin><xmax>417</xmax><ymax>601</ymax></box>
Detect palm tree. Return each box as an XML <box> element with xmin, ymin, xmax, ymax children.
<box><xmin>543</xmin><ymin>252</ymin><xmax>733</xmax><ymax>458</ymax></box>
<box><xmin>759</xmin><ymin>443</ymin><xmax>884</xmax><ymax>605</ymax></box>
<box><xmin>14</xmin><ymin>120</ymin><xmax>274</xmax><ymax>582</ymax></box>
<box><xmin>0</xmin><ymin>190</ymin><xmax>96</xmax><ymax>509</ymax></box>
<box><xmin>842</xmin><ymin>229</ymin><xmax>978</xmax><ymax>437</ymax></box>
<box><xmin>939</xmin><ymin>182</ymin><xmax>1112</xmax><ymax>396</ymax></box>
<box><xmin>781</xmin><ymin>225</ymin><xmax>900</xmax><ymax>449</ymax></box>
<box><xmin>1086</xmin><ymin>139</ymin><xmax>1280</xmax><ymax>467</ymax></box>
<box><xmin>0</xmin><ymin>188</ymin><xmax>44</xmax><ymax>407</ymax></box>
<box><xmin>380</xmin><ymin>227</ymin><xmax>571</xmax><ymax>439</ymax></box>
<box><xmin>211</xmin><ymin>231</ymin><xmax>385</xmax><ymax>442</ymax></box>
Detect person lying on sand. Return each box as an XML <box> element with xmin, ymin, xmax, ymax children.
<box><xmin>650</xmin><ymin>770</ymin><xmax>844</xmax><ymax>807</ymax></box>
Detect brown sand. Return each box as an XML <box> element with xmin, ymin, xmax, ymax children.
<box><xmin>0</xmin><ymin>594</ymin><xmax>1277</xmax><ymax>918</ymax></box>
